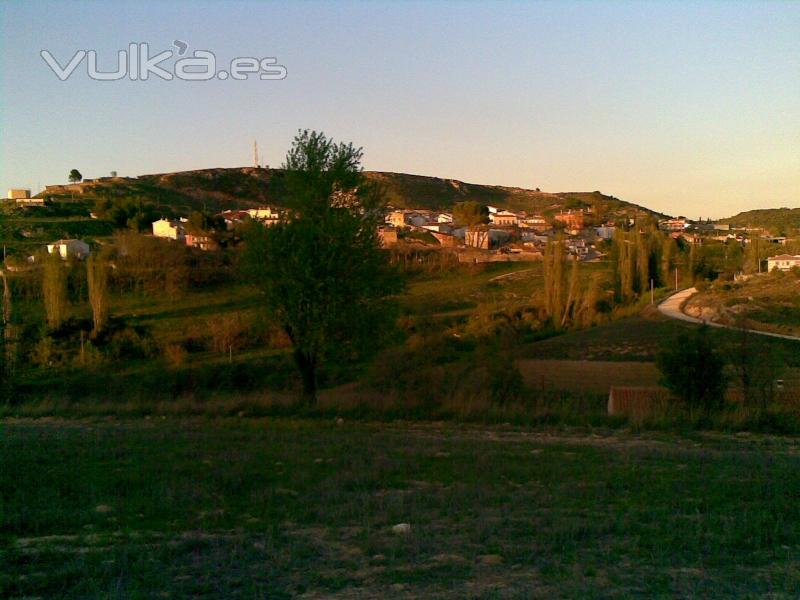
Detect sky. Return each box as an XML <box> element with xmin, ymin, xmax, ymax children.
<box><xmin>1</xmin><ymin>0</ymin><xmax>798</xmax><ymax>219</ymax></box>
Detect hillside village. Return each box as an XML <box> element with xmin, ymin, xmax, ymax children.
<box><xmin>3</xmin><ymin>168</ymin><xmax>799</xmax><ymax>271</ymax></box>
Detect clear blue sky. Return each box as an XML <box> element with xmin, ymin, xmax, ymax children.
<box><xmin>1</xmin><ymin>0</ymin><xmax>798</xmax><ymax>218</ymax></box>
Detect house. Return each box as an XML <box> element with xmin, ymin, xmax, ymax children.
<box><xmin>671</xmin><ymin>231</ymin><xmax>701</xmax><ymax>245</ymax></box>
<box><xmin>217</xmin><ymin>209</ymin><xmax>251</xmax><ymax>229</ymax></box>
<box><xmin>430</xmin><ymin>231</ymin><xmax>458</xmax><ymax>247</ymax></box>
<box><xmin>554</xmin><ymin>210</ymin><xmax>586</xmax><ymax>231</ymax></box>
<box><xmin>465</xmin><ymin>227</ymin><xmax>510</xmax><ymax>250</ymax></box>
<box><xmin>767</xmin><ymin>254</ymin><xmax>800</xmax><ymax>272</ymax></box>
<box><xmin>519</xmin><ymin>215</ymin><xmax>548</xmax><ymax>232</ymax></box>
<box><xmin>6</xmin><ymin>188</ymin><xmax>44</xmax><ymax>205</ymax></box>
<box><xmin>437</xmin><ymin>213</ymin><xmax>454</xmax><ymax>224</ymax></box>
<box><xmin>46</xmin><ymin>239</ymin><xmax>91</xmax><ymax>260</ymax></box>
<box><xmin>659</xmin><ymin>217</ymin><xmax>690</xmax><ymax>232</ymax></box>
<box><xmin>386</xmin><ymin>210</ymin><xmax>431</xmax><ymax>229</ymax></box>
<box><xmin>421</xmin><ymin>223</ymin><xmax>452</xmax><ymax>234</ymax></box>
<box><xmin>566</xmin><ymin>238</ymin><xmax>590</xmax><ymax>258</ymax></box>
<box><xmin>152</xmin><ymin>218</ymin><xmax>185</xmax><ymax>241</ymax></box>
<box><xmin>7</xmin><ymin>188</ymin><xmax>31</xmax><ymax>200</ymax></box>
<box><xmin>387</xmin><ymin>210</ymin><xmax>409</xmax><ymax>228</ymax></box>
<box><xmin>185</xmin><ymin>233</ymin><xmax>218</xmax><ymax>251</ymax></box>
<box><xmin>490</xmin><ymin>210</ymin><xmax>519</xmax><ymax>226</ymax></box>
<box><xmin>595</xmin><ymin>224</ymin><xmax>616</xmax><ymax>240</ymax></box>
<box><xmin>377</xmin><ymin>226</ymin><xmax>398</xmax><ymax>246</ymax></box>
<box><xmin>406</xmin><ymin>212</ymin><xmax>431</xmax><ymax>228</ymax></box>
<box><xmin>247</xmin><ymin>207</ymin><xmax>281</xmax><ymax>225</ymax></box>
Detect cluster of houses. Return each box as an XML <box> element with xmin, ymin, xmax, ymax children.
<box><xmin>658</xmin><ymin>215</ymin><xmax>797</xmax><ymax>252</ymax></box>
<box><xmin>6</xmin><ymin>185</ymin><xmax>799</xmax><ymax>272</ymax></box>
<box><xmin>150</xmin><ymin>207</ymin><xmax>284</xmax><ymax>250</ymax></box>
<box><xmin>380</xmin><ymin>206</ymin><xmax>609</xmax><ymax>261</ymax></box>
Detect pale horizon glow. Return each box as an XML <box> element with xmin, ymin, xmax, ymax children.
<box><xmin>1</xmin><ymin>0</ymin><xmax>798</xmax><ymax>219</ymax></box>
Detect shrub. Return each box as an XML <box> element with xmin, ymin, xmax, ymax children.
<box><xmin>107</xmin><ymin>326</ymin><xmax>157</xmax><ymax>360</ymax></box>
<box><xmin>656</xmin><ymin>326</ymin><xmax>727</xmax><ymax>412</ymax></box>
<box><xmin>163</xmin><ymin>343</ymin><xmax>188</xmax><ymax>367</ymax></box>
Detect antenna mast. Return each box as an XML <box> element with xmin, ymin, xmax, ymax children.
<box><xmin>253</xmin><ymin>140</ymin><xmax>259</xmax><ymax>168</ymax></box>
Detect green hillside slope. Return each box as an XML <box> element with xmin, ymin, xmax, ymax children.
<box><xmin>38</xmin><ymin>167</ymin><xmax>665</xmax><ymax>221</ymax></box>
<box><xmin>719</xmin><ymin>208</ymin><xmax>800</xmax><ymax>236</ymax></box>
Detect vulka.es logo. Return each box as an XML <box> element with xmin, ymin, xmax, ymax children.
<box><xmin>40</xmin><ymin>41</ymin><xmax>287</xmax><ymax>81</ymax></box>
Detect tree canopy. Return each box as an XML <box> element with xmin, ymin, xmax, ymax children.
<box><xmin>68</xmin><ymin>169</ymin><xmax>82</xmax><ymax>183</ymax></box>
<box><xmin>452</xmin><ymin>201</ymin><xmax>489</xmax><ymax>227</ymax></box>
<box><xmin>656</xmin><ymin>326</ymin><xmax>727</xmax><ymax>411</ymax></box>
<box><xmin>245</xmin><ymin>130</ymin><xmax>402</xmax><ymax>402</ymax></box>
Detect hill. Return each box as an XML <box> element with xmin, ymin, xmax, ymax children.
<box><xmin>38</xmin><ymin>167</ymin><xmax>666</xmax><ymax>221</ymax></box>
<box><xmin>719</xmin><ymin>207</ymin><xmax>800</xmax><ymax>236</ymax></box>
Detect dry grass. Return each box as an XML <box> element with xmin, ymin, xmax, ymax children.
<box><xmin>517</xmin><ymin>359</ymin><xmax>661</xmax><ymax>393</ymax></box>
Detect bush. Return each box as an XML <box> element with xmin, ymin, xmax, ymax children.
<box><xmin>163</xmin><ymin>343</ymin><xmax>188</xmax><ymax>367</ymax></box>
<box><xmin>656</xmin><ymin>326</ymin><xmax>727</xmax><ymax>412</ymax></box>
<box><xmin>106</xmin><ymin>326</ymin><xmax>157</xmax><ymax>360</ymax></box>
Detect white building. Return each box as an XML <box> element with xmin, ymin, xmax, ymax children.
<box><xmin>46</xmin><ymin>239</ymin><xmax>90</xmax><ymax>260</ymax></box>
<box><xmin>767</xmin><ymin>254</ymin><xmax>800</xmax><ymax>272</ymax></box>
<box><xmin>490</xmin><ymin>210</ymin><xmax>519</xmax><ymax>226</ymax></box>
<box><xmin>424</xmin><ymin>222</ymin><xmax>457</xmax><ymax>234</ymax></box>
<box><xmin>595</xmin><ymin>225</ymin><xmax>616</xmax><ymax>240</ymax></box>
<box><xmin>247</xmin><ymin>207</ymin><xmax>281</xmax><ymax>223</ymax></box>
<box><xmin>8</xmin><ymin>188</ymin><xmax>31</xmax><ymax>200</ymax></box>
<box><xmin>152</xmin><ymin>218</ymin><xmax>185</xmax><ymax>241</ymax></box>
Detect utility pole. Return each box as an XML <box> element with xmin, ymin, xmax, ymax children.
<box><xmin>253</xmin><ymin>140</ymin><xmax>259</xmax><ymax>168</ymax></box>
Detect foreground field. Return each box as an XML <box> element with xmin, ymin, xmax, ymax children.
<box><xmin>2</xmin><ymin>419</ymin><xmax>799</xmax><ymax>598</ymax></box>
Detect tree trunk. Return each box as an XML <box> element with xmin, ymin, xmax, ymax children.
<box><xmin>294</xmin><ymin>349</ymin><xmax>317</xmax><ymax>405</ymax></box>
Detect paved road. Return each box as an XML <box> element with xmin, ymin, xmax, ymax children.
<box><xmin>488</xmin><ymin>268</ymin><xmax>538</xmax><ymax>282</ymax></box>
<box><xmin>658</xmin><ymin>287</ymin><xmax>800</xmax><ymax>341</ymax></box>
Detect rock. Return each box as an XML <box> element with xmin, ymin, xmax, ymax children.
<box><xmin>391</xmin><ymin>523</ymin><xmax>411</xmax><ymax>535</ymax></box>
<box><xmin>94</xmin><ymin>504</ymin><xmax>113</xmax><ymax>514</ymax></box>
<box><xmin>336</xmin><ymin>417</ymin><xmax>344</xmax><ymax>426</ymax></box>
<box><xmin>478</xmin><ymin>554</ymin><xmax>503</xmax><ymax>565</ymax></box>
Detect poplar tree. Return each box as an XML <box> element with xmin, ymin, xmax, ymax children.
<box><xmin>42</xmin><ymin>253</ymin><xmax>68</xmax><ymax>330</ymax></box>
<box><xmin>661</xmin><ymin>236</ymin><xmax>675</xmax><ymax>287</ymax></box>
<box><xmin>561</xmin><ymin>256</ymin><xmax>580</xmax><ymax>328</ymax></box>
<box><xmin>87</xmin><ymin>255</ymin><xmax>109</xmax><ymax>334</ymax></box>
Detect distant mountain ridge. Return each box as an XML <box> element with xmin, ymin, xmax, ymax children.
<box><xmin>40</xmin><ymin>166</ymin><xmax>667</xmax><ymax>220</ymax></box>
<box><xmin>718</xmin><ymin>207</ymin><xmax>800</xmax><ymax>236</ymax></box>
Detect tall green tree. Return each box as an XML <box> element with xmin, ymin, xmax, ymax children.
<box><xmin>453</xmin><ymin>201</ymin><xmax>489</xmax><ymax>227</ymax></box>
<box><xmin>245</xmin><ymin>130</ymin><xmax>402</xmax><ymax>403</ymax></box>
<box><xmin>87</xmin><ymin>255</ymin><xmax>109</xmax><ymax>334</ymax></box>
<box><xmin>726</xmin><ymin>325</ymin><xmax>785</xmax><ymax>413</ymax></box>
<box><xmin>42</xmin><ymin>253</ymin><xmax>68</xmax><ymax>329</ymax></box>
<box><xmin>661</xmin><ymin>236</ymin><xmax>676</xmax><ymax>288</ymax></box>
<box><xmin>656</xmin><ymin>326</ymin><xmax>727</xmax><ymax>412</ymax></box>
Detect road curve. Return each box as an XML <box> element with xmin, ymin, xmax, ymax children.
<box><xmin>658</xmin><ymin>288</ymin><xmax>800</xmax><ymax>342</ymax></box>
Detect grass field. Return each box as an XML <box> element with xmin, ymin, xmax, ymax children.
<box><xmin>2</xmin><ymin>418</ymin><xmax>800</xmax><ymax>598</ymax></box>
<box><xmin>518</xmin><ymin>360</ymin><xmax>662</xmax><ymax>393</ymax></box>
<box><xmin>520</xmin><ymin>309</ymin><xmax>800</xmax><ymax>366</ymax></box>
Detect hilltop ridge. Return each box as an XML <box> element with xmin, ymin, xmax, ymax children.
<box><xmin>38</xmin><ymin>167</ymin><xmax>667</xmax><ymax>221</ymax></box>
<box><xmin>718</xmin><ymin>207</ymin><xmax>800</xmax><ymax>236</ymax></box>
